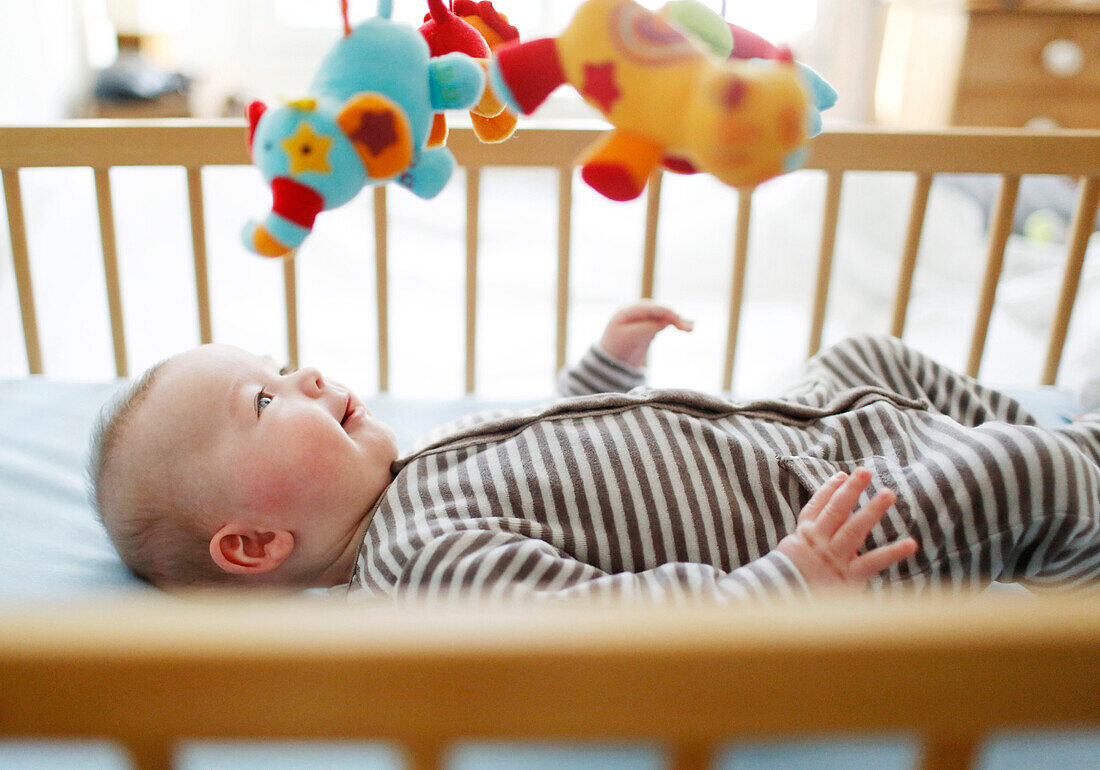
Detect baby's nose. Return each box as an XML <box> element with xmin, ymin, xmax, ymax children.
<box><xmin>294</xmin><ymin>366</ymin><xmax>324</xmax><ymax>396</ymax></box>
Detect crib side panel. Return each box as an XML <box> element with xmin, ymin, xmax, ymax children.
<box><xmin>0</xmin><ymin>596</ymin><xmax>1097</xmax><ymax>770</ymax></box>
<box><xmin>3</xmin><ymin>123</ymin><xmax>1100</xmax><ymax>385</ymax></box>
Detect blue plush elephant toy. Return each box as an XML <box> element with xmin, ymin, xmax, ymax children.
<box><xmin>244</xmin><ymin>0</ymin><xmax>485</xmax><ymax>257</ymax></box>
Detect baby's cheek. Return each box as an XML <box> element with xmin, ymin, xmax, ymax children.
<box><xmin>284</xmin><ymin>433</ymin><xmax>348</xmax><ymax>481</ymax></box>
<box><xmin>247</xmin><ymin>434</ymin><xmax>340</xmax><ymax>494</ymax></box>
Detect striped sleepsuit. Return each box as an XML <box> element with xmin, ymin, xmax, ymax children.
<box><xmin>347</xmin><ymin>335</ymin><xmax>1100</xmax><ymax>602</ymax></box>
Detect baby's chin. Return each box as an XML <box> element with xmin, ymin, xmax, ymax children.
<box><xmin>374</xmin><ymin>419</ymin><xmax>399</xmax><ymax>457</ymax></box>
<box><xmin>368</xmin><ymin>421</ymin><xmax>400</xmax><ymax>472</ymax></box>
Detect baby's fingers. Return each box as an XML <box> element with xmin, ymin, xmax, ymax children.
<box><xmin>830</xmin><ymin>488</ymin><xmax>895</xmax><ymax>557</ymax></box>
<box><xmin>618</xmin><ymin>304</ymin><xmax>692</xmax><ymax>330</ymax></box>
<box><xmin>815</xmin><ymin>468</ymin><xmax>872</xmax><ymax>537</ymax></box>
<box><xmin>848</xmin><ymin>537</ymin><xmax>918</xmax><ymax>582</ymax></box>
<box><xmin>798</xmin><ymin>471</ymin><xmax>848</xmax><ymax>524</ymax></box>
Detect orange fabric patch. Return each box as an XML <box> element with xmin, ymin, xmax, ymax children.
<box><xmin>337</xmin><ymin>94</ymin><xmax>414</xmax><ymax>180</ymax></box>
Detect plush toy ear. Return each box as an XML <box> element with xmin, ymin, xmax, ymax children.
<box><xmin>335</xmin><ymin>93</ymin><xmax>415</xmax><ymax>180</ymax></box>
<box><xmin>246</xmin><ymin>100</ymin><xmax>267</xmax><ymax>149</ymax></box>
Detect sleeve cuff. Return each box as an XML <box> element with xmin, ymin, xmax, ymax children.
<box><xmin>556</xmin><ymin>344</ymin><xmax>647</xmax><ymax>396</ymax></box>
<box><xmin>721</xmin><ymin>550</ymin><xmax>812</xmax><ymax>602</ymax></box>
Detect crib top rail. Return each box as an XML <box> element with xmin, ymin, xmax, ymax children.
<box><xmin>2</xmin><ymin>120</ymin><xmax>1100</xmax><ymax>174</ymax></box>
<box><xmin>0</xmin><ymin>594</ymin><xmax>1097</xmax><ymax>768</ymax></box>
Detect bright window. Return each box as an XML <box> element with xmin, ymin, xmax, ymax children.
<box><xmin>274</xmin><ymin>0</ymin><xmax>819</xmax><ymax>43</ymax></box>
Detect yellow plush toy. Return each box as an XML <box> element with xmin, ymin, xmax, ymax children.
<box><xmin>488</xmin><ymin>0</ymin><xmax>813</xmax><ymax>200</ymax></box>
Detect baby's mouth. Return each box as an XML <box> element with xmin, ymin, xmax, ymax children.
<box><xmin>340</xmin><ymin>394</ymin><xmax>353</xmax><ymax>428</ymax></box>
<box><xmin>340</xmin><ymin>392</ymin><xmax>369</xmax><ymax>430</ymax></box>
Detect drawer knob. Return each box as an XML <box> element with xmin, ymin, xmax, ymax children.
<box><xmin>1042</xmin><ymin>39</ymin><xmax>1085</xmax><ymax>77</ymax></box>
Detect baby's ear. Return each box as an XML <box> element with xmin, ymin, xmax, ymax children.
<box><xmin>209</xmin><ymin>525</ymin><xmax>294</xmax><ymax>575</ymax></box>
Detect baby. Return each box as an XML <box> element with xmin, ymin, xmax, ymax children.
<box><xmin>90</xmin><ymin>302</ymin><xmax>1100</xmax><ymax>601</ymax></box>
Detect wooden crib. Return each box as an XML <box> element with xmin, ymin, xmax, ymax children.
<box><xmin>1</xmin><ymin>121</ymin><xmax>1100</xmax><ymax>770</ymax></box>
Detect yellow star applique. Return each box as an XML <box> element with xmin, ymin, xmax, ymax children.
<box><xmin>281</xmin><ymin>122</ymin><xmax>333</xmax><ymax>175</ymax></box>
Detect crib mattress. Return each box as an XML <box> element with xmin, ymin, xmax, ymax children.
<box><xmin>0</xmin><ymin>377</ymin><xmax>1081</xmax><ymax>603</ymax></box>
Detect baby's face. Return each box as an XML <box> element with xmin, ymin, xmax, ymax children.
<box><xmin>132</xmin><ymin>344</ymin><xmax>397</xmax><ymax>563</ymax></box>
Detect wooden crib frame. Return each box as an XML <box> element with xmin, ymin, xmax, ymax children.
<box><xmin>2</xmin><ymin>122</ymin><xmax>1100</xmax><ymax>769</ymax></box>
<box><xmin>4</xmin><ymin>122</ymin><xmax>1100</xmax><ymax>387</ymax></box>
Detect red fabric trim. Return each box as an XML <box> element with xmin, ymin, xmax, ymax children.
<box><xmin>728</xmin><ymin>23</ymin><xmax>779</xmax><ymax>60</ymax></box>
<box><xmin>453</xmin><ymin>0</ymin><xmax>519</xmax><ymax>43</ymax></box>
<box><xmin>246</xmin><ymin>101</ymin><xmax>267</xmax><ymax>150</ymax></box>
<box><xmin>582</xmin><ymin>162</ymin><xmax>644</xmax><ymax>202</ymax></box>
<box><xmin>661</xmin><ymin>156</ymin><xmax>698</xmax><ymax>175</ymax></box>
<box><xmin>271</xmin><ymin>177</ymin><xmax>324</xmax><ymax>229</ymax></box>
<box><xmin>493</xmin><ymin>37</ymin><xmax>566</xmax><ymax>115</ymax></box>
<box><xmin>420</xmin><ymin>0</ymin><xmax>490</xmax><ymax>57</ymax></box>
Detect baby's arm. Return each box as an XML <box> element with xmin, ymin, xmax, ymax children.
<box><xmin>600</xmin><ymin>301</ymin><xmax>693</xmax><ymax>368</ymax></box>
<box><xmin>556</xmin><ymin>301</ymin><xmax>693</xmax><ymax>397</ymax></box>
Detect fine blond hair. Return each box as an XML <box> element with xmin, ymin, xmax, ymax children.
<box><xmin>88</xmin><ymin>361</ymin><xmax>232</xmax><ymax>587</ymax></box>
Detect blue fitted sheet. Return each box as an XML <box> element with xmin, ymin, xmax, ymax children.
<box><xmin>5</xmin><ymin>731</ymin><xmax>1100</xmax><ymax>769</ymax></box>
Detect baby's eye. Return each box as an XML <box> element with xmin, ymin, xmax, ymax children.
<box><xmin>279</xmin><ymin>365</ymin><xmax>293</xmax><ymax>375</ymax></box>
<box><xmin>256</xmin><ymin>391</ymin><xmax>273</xmax><ymax>416</ymax></box>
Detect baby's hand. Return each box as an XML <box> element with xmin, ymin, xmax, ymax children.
<box><xmin>777</xmin><ymin>468</ymin><xmax>918</xmax><ymax>592</ymax></box>
<box><xmin>600</xmin><ymin>301</ymin><xmax>693</xmax><ymax>368</ymax></box>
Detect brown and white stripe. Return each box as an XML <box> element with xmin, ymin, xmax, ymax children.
<box><xmin>348</xmin><ymin>336</ymin><xmax>1100</xmax><ymax>603</ymax></box>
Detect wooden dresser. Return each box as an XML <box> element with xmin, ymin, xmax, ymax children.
<box><xmin>876</xmin><ymin>0</ymin><xmax>1100</xmax><ymax>127</ymax></box>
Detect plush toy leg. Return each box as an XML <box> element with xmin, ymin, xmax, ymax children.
<box><xmin>579</xmin><ymin>130</ymin><xmax>664</xmax><ymax>202</ymax></box>
<box><xmin>489</xmin><ymin>38</ymin><xmax>566</xmax><ymax>115</ymax></box>
<box><xmin>428</xmin><ymin>53</ymin><xmax>486</xmax><ymax>111</ymax></box>
<box><xmin>795</xmin><ymin>61</ymin><xmax>837</xmax><ymax>138</ymax></box>
<box><xmin>428</xmin><ymin>114</ymin><xmax>448</xmax><ymax>148</ymax></box>
<box><xmin>242</xmin><ymin>176</ymin><xmax>324</xmax><ymax>258</ymax></box>
<box><xmin>398</xmin><ymin>146</ymin><xmax>456</xmax><ymax>199</ymax></box>
<box><xmin>242</xmin><ymin>214</ymin><xmax>309</xmax><ymax>258</ymax></box>
<box><xmin>470</xmin><ymin>110</ymin><xmax>517</xmax><ymax>143</ymax></box>
<box><xmin>472</xmin><ymin>59</ymin><xmax>506</xmax><ymax>119</ymax></box>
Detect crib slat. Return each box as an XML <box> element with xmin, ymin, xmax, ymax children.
<box><xmin>403</xmin><ymin>742</ymin><xmax>444</xmax><ymax>770</ymax></box>
<box><xmin>966</xmin><ymin>175</ymin><xmax>1019</xmax><ymax>378</ymax></box>
<box><xmin>808</xmin><ymin>171</ymin><xmax>844</xmax><ymax>357</ymax></box>
<box><xmin>920</xmin><ymin>738</ymin><xmax>978</xmax><ymax>770</ymax></box>
<box><xmin>670</xmin><ymin>741</ymin><xmax>713</xmax><ymax>770</ymax></box>
<box><xmin>94</xmin><ymin>168</ymin><xmax>128</xmax><ymax>378</ymax></box>
<box><xmin>186</xmin><ymin>168</ymin><xmax>213</xmax><ymax>345</ymax></box>
<box><xmin>125</xmin><ymin>737</ymin><xmax>175</xmax><ymax>770</ymax></box>
<box><xmin>722</xmin><ymin>187</ymin><xmax>754</xmax><ymax>392</ymax></box>
<box><xmin>556</xmin><ymin>167</ymin><xmax>573</xmax><ymax>374</ymax></box>
<box><xmin>374</xmin><ymin>186</ymin><xmax>389</xmax><ymax>393</ymax></box>
<box><xmin>466</xmin><ymin>167</ymin><xmax>481</xmax><ymax>394</ymax></box>
<box><xmin>641</xmin><ymin>171</ymin><xmax>663</xmax><ymax>299</ymax></box>
<box><xmin>891</xmin><ymin>173</ymin><xmax>933</xmax><ymax>338</ymax></box>
<box><xmin>283</xmin><ymin>253</ymin><xmax>299</xmax><ymax>371</ymax></box>
<box><xmin>1042</xmin><ymin>176</ymin><xmax>1100</xmax><ymax>385</ymax></box>
<box><xmin>2</xmin><ymin>169</ymin><xmax>42</xmax><ymax>374</ymax></box>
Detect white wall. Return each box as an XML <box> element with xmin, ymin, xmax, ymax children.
<box><xmin>168</xmin><ymin>0</ymin><xmax>876</xmax><ymax>121</ymax></box>
<box><xmin>0</xmin><ymin>0</ymin><xmax>886</xmax><ymax>123</ymax></box>
<box><xmin>0</xmin><ymin>0</ymin><xmax>90</xmax><ymax>121</ymax></box>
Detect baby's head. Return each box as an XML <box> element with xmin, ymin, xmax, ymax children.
<box><xmin>89</xmin><ymin>345</ymin><xmax>398</xmax><ymax>590</ymax></box>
